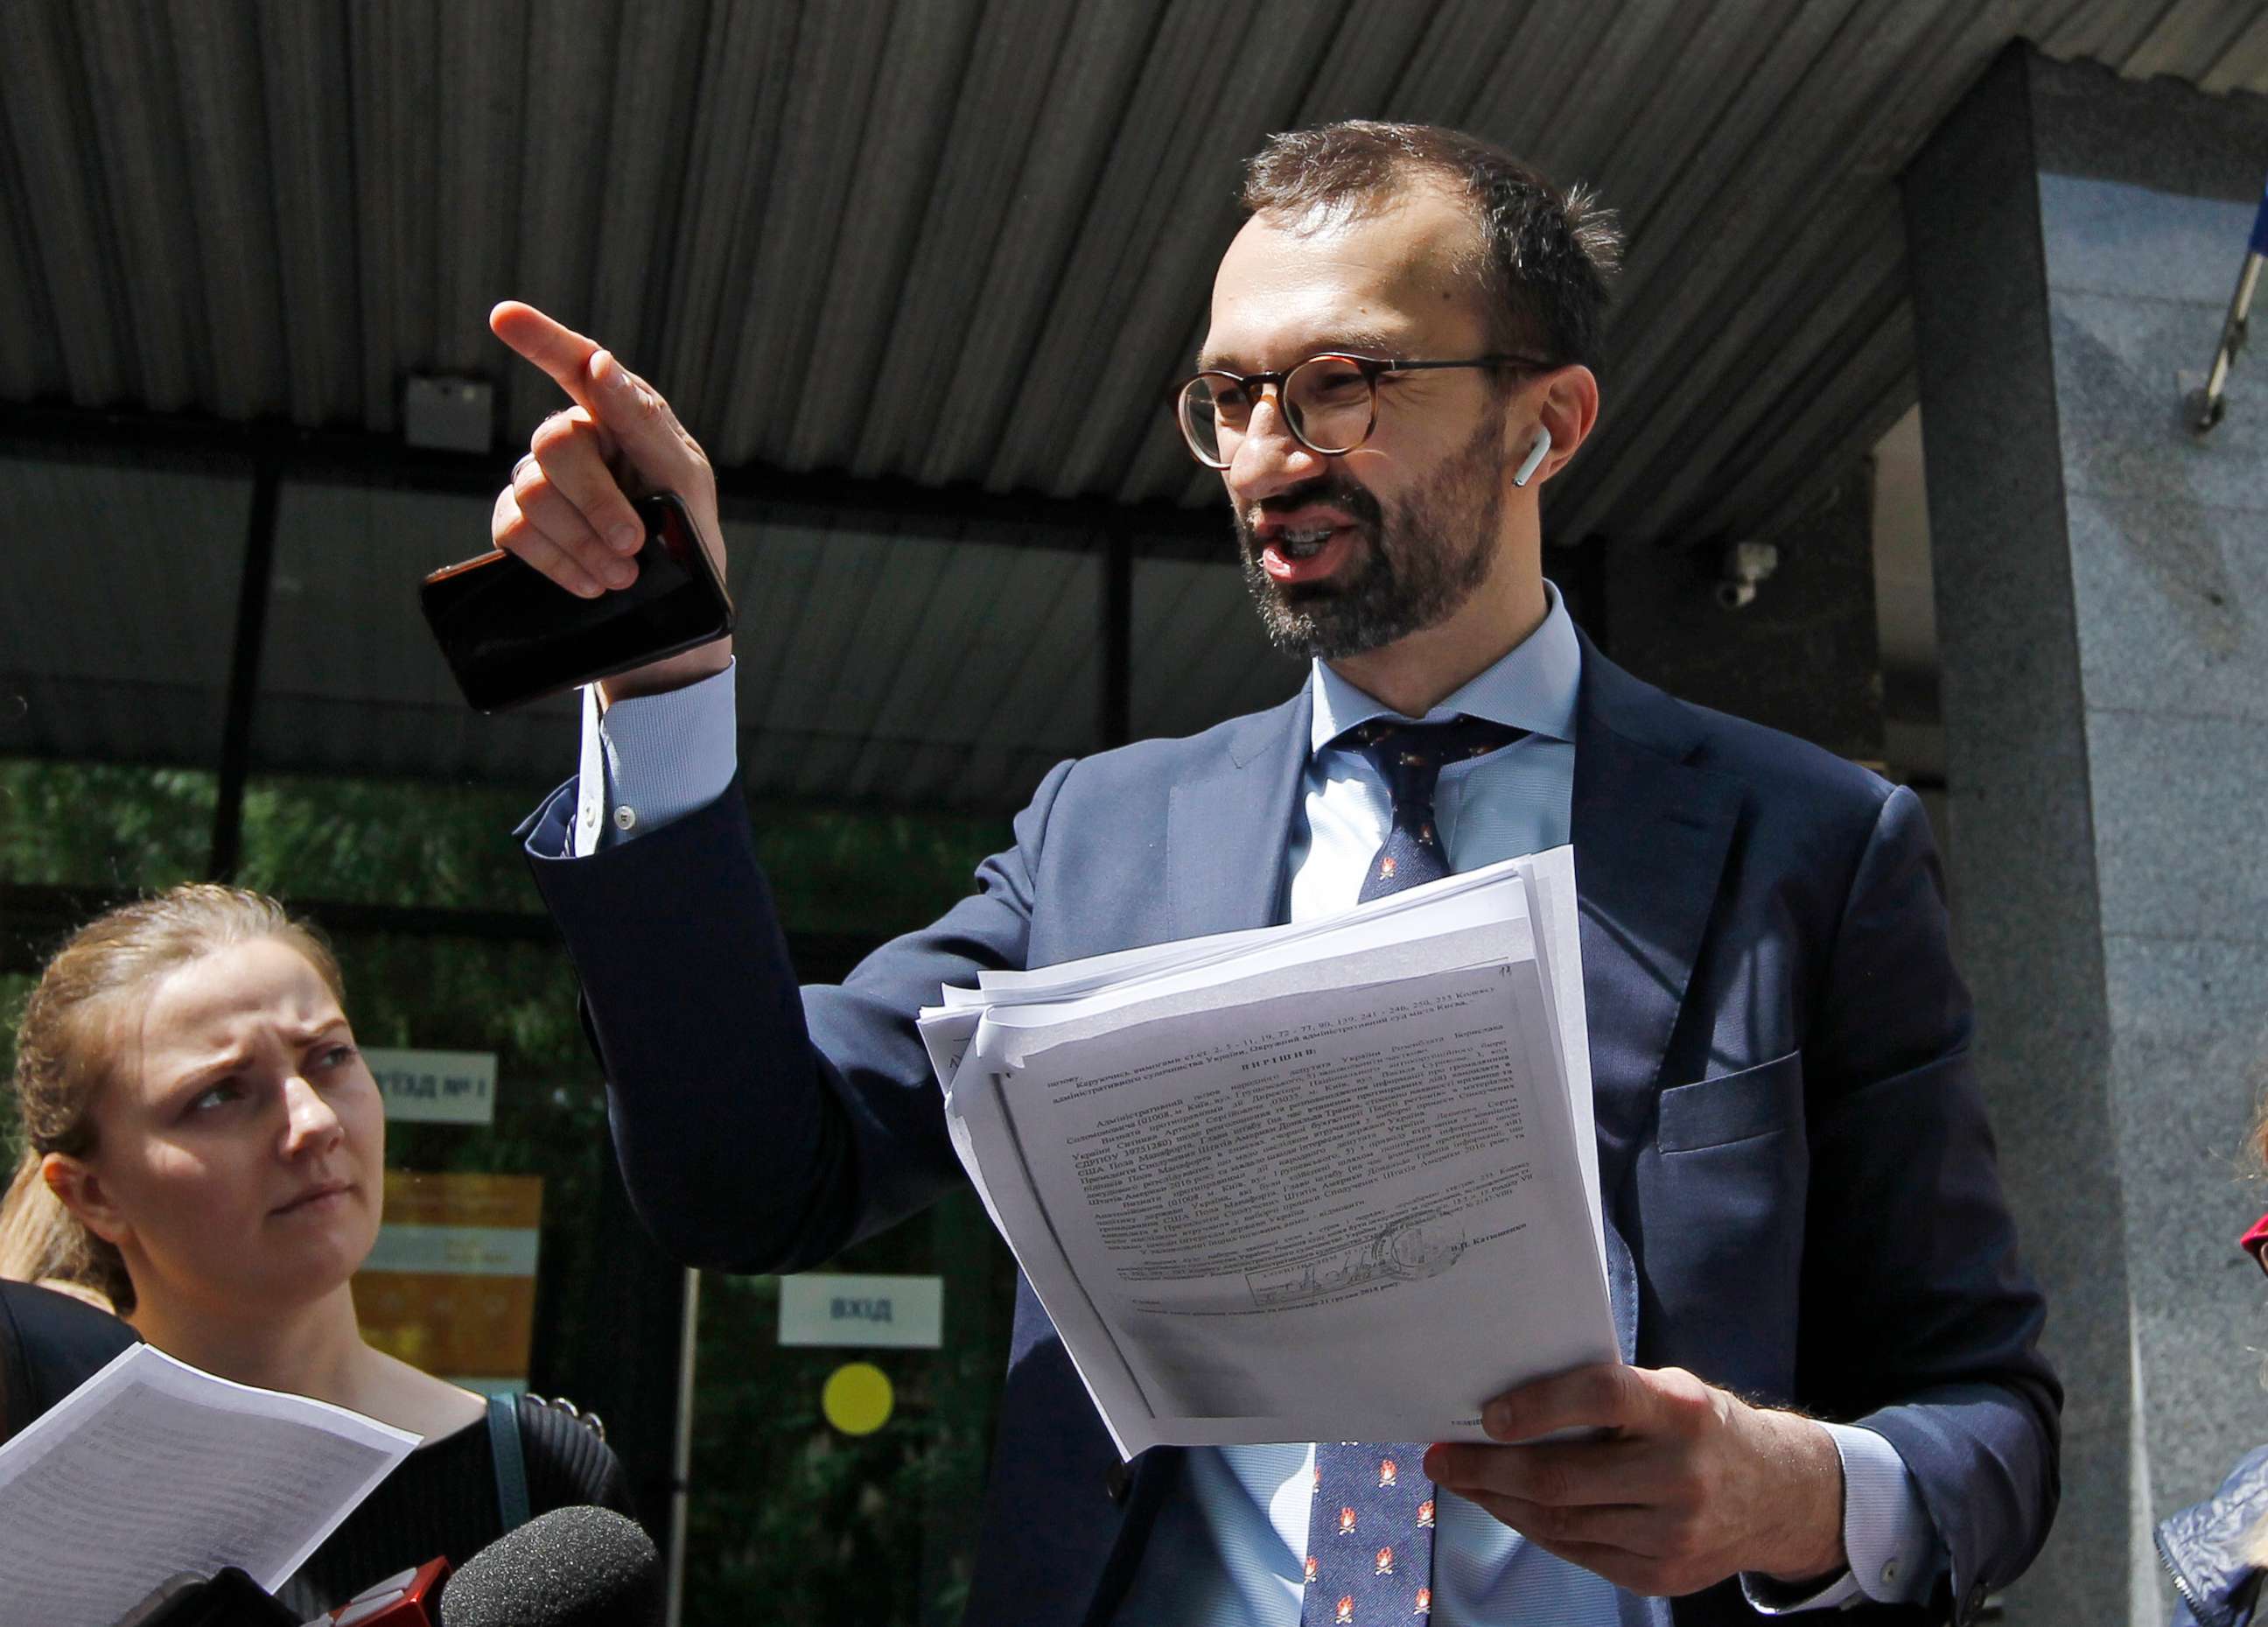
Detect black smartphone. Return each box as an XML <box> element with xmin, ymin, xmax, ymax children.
<box><xmin>419</xmin><ymin>491</ymin><xmax>733</xmax><ymax>712</ymax></box>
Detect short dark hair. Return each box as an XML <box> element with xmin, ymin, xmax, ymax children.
<box><xmin>1239</xmin><ymin>121</ymin><xmax>1620</xmax><ymax>370</ymax></box>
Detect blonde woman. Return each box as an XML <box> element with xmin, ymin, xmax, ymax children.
<box><xmin>3</xmin><ymin>885</ymin><xmax>629</xmax><ymax>1616</ymax></box>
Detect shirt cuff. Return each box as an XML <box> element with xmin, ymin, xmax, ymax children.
<box><xmin>1740</xmin><ymin>1423</ymin><xmax>1942</xmax><ymax>1614</ymax></box>
<box><xmin>569</xmin><ymin>662</ymin><xmax>738</xmax><ymax>857</ymax></box>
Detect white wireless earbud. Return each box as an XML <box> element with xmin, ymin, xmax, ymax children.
<box><xmin>1512</xmin><ymin>424</ymin><xmax>1553</xmax><ymax>488</ymax></box>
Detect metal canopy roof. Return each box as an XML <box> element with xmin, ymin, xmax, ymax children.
<box><xmin>4</xmin><ymin>1</ymin><xmax>2265</xmax><ymax>812</ymax></box>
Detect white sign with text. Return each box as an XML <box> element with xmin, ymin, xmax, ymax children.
<box><xmin>364</xmin><ymin>1048</ymin><xmax>496</xmax><ymax>1126</ymax></box>
<box><xmin>778</xmin><ymin>1274</ymin><xmax>944</xmax><ymax>1350</ymax></box>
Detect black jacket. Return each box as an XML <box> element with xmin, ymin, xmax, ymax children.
<box><xmin>0</xmin><ymin>1279</ymin><xmax>137</xmax><ymax>1442</ymax></box>
<box><xmin>2161</xmin><ymin>1447</ymin><xmax>2268</xmax><ymax>1627</ymax></box>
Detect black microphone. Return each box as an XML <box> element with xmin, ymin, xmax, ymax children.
<box><xmin>437</xmin><ymin>1507</ymin><xmax>661</xmax><ymax>1627</ymax></box>
<box><xmin>103</xmin><ymin>1508</ymin><xmax>654</xmax><ymax>1627</ymax></box>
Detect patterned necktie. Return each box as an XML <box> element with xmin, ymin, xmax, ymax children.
<box><xmin>1302</xmin><ymin>715</ymin><xmax>1525</xmax><ymax>1627</ymax></box>
<box><xmin>1353</xmin><ymin>717</ymin><xmax>1527</xmax><ymax>904</ymax></box>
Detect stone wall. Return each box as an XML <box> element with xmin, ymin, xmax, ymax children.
<box><xmin>1908</xmin><ymin>45</ymin><xmax>2268</xmax><ymax>1625</ymax></box>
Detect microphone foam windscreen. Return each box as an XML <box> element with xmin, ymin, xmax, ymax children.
<box><xmin>438</xmin><ymin>1506</ymin><xmax>661</xmax><ymax>1627</ymax></box>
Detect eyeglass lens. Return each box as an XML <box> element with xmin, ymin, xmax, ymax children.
<box><xmin>1179</xmin><ymin>356</ymin><xmax>1378</xmax><ymax>466</ymax></box>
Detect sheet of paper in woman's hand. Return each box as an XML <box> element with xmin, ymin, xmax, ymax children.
<box><xmin>0</xmin><ymin>1343</ymin><xmax>415</xmax><ymax>1626</ymax></box>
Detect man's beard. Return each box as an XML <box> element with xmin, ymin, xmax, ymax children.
<box><xmin>1232</xmin><ymin>400</ymin><xmax>1508</xmax><ymax>662</ymax></box>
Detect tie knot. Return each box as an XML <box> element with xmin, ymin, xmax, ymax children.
<box><xmin>1346</xmin><ymin>717</ymin><xmax>1524</xmax><ymax>802</ymax></box>
<box><xmin>1340</xmin><ymin>717</ymin><xmax>1525</xmax><ymax>905</ymax></box>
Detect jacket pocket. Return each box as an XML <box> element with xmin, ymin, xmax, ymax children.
<box><xmin>1656</xmin><ymin>1049</ymin><xmax>1802</xmax><ymax>1153</ymax></box>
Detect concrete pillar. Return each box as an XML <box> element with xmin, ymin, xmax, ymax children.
<box><xmin>1906</xmin><ymin>44</ymin><xmax>2268</xmax><ymax>1626</ymax></box>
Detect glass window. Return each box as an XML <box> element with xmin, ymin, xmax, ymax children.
<box><xmin>3</xmin><ymin>751</ymin><xmax>1017</xmax><ymax>1620</ymax></box>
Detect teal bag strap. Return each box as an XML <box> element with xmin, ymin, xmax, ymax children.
<box><xmin>486</xmin><ymin>1392</ymin><xmax>531</xmax><ymax>1531</ymax></box>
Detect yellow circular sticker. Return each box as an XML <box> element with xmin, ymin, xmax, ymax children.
<box><xmin>822</xmin><ymin>1362</ymin><xmax>894</xmax><ymax>1435</ymax></box>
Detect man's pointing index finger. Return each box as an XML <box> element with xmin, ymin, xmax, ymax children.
<box><xmin>490</xmin><ymin>300</ymin><xmax>603</xmax><ymax>415</ymax></box>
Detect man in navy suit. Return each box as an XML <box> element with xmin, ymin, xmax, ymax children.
<box><xmin>491</xmin><ymin>122</ymin><xmax>2056</xmax><ymax>1625</ymax></box>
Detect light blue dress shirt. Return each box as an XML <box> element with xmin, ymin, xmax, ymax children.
<box><xmin>566</xmin><ymin>586</ymin><xmax>1943</xmax><ymax>1620</ymax></box>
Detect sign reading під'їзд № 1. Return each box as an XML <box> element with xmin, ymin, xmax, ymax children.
<box><xmin>364</xmin><ymin>1048</ymin><xmax>495</xmax><ymax>1126</ymax></box>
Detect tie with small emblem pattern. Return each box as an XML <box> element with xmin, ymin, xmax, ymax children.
<box><xmin>1300</xmin><ymin>714</ymin><xmax>1525</xmax><ymax>1627</ymax></box>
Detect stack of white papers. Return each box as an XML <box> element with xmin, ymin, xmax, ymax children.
<box><xmin>0</xmin><ymin>1343</ymin><xmax>416</xmax><ymax>1626</ymax></box>
<box><xmin>917</xmin><ymin>847</ymin><xmax>1614</xmax><ymax>1458</ymax></box>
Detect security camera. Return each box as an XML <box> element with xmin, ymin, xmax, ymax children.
<box><xmin>1716</xmin><ymin>540</ymin><xmax>1779</xmax><ymax>611</ymax></box>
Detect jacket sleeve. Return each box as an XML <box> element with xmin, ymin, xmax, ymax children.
<box><xmin>523</xmin><ymin>763</ymin><xmax>1072</xmax><ymax>1273</ymax></box>
<box><xmin>1795</xmin><ymin>785</ymin><xmax>2062</xmax><ymax>1623</ymax></box>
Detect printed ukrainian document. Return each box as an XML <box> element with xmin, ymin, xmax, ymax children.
<box><xmin>918</xmin><ymin>847</ymin><xmax>1615</xmax><ymax>1458</ymax></box>
<box><xmin>0</xmin><ymin>1343</ymin><xmax>414</xmax><ymax>1625</ymax></box>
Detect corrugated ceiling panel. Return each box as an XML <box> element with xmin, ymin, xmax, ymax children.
<box><xmin>1600</xmin><ymin>193</ymin><xmax>1910</xmax><ymax>543</ymax></box>
<box><xmin>1466</xmin><ymin>4</ymin><xmax>1625</xmax><ymax>158</ymax></box>
<box><xmin>0</xmin><ymin>127</ymin><xmax>52</xmax><ymax>404</ymax></box>
<box><xmin>1615</xmin><ymin>1</ymin><xmax>1782</xmax><ymax>169</ymax></box>
<box><xmin>258</xmin><ymin>1</ymin><xmax>361</xmax><ymax>427</ymax></box>
<box><xmin>1544</xmin><ymin>1</ymin><xmax>1958</xmax><ymax>537</ymax></box>
<box><xmin>1285</xmin><ymin>2</ymin><xmax>1440</xmax><ymax>128</ymax></box>
<box><xmin>906</xmin><ymin>2</ymin><xmax>1170</xmax><ymax>487</ymax></box>
<box><xmin>10</xmin><ymin>0</ymin><xmax>2261</xmax><ymax>544</ymax></box>
<box><xmin>342</xmin><ymin>0</ymin><xmax>424</xmax><ymax>431</ymax></box>
<box><xmin>2041</xmin><ymin>0</ymin><xmax>2181</xmax><ymax>62</ymax></box>
<box><xmin>75</xmin><ymin>1</ymin><xmax>201</xmax><ymax>412</ymax></box>
<box><xmin>646</xmin><ymin>3</ymin><xmax>797</xmax><ymax>435</ymax></box>
<box><xmin>172</xmin><ymin>1</ymin><xmax>286</xmax><ymax>418</ymax></box>
<box><xmin>433</xmin><ymin>6</ymin><xmax>531</xmax><ymax>382</ymax></box>
<box><xmin>7</xmin><ymin>0</ymin><xmax>2268</xmax><ymax>806</ymax></box>
<box><xmin>1701</xmin><ymin>298</ymin><xmax>1918</xmax><ymax>545</ymax></box>
<box><xmin>3</xmin><ymin>3</ymin><xmax>122</xmax><ymax>406</ymax></box>
<box><xmin>502</xmin><ymin>3</ymin><xmax>623</xmax><ymax>403</ymax></box>
<box><xmin>714</xmin><ymin>3</ymin><xmax>899</xmax><ymax>463</ymax></box>
<box><xmin>1376</xmin><ymin>0</ymin><xmax>1544</xmax><ymax>124</ymax></box>
<box><xmin>2118</xmin><ymin>0</ymin><xmax>2263</xmax><ymax>81</ymax></box>
<box><xmin>780</xmin><ymin>0</ymin><xmax>984</xmax><ymax>473</ymax></box>
<box><xmin>580</xmin><ymin>7</ymin><xmax>714</xmax><ymax>378</ymax></box>
<box><xmin>852</xmin><ymin>0</ymin><xmax>1126</xmax><ymax>480</ymax></box>
<box><xmin>2077</xmin><ymin>0</ymin><xmax>2222</xmax><ymax>69</ymax></box>
<box><xmin>2201</xmin><ymin>9</ymin><xmax>2268</xmax><ymax>91</ymax></box>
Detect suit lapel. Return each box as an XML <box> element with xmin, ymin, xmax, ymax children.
<box><xmin>1167</xmin><ymin>689</ymin><xmax>1312</xmax><ymax>937</ymax></box>
<box><xmin>1568</xmin><ymin>635</ymin><xmax>1741</xmax><ymax>1353</ymax></box>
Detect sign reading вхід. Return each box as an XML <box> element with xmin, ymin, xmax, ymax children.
<box><xmin>354</xmin><ymin>1170</ymin><xmax>543</xmax><ymax>1392</ymax></box>
<box><xmin>364</xmin><ymin>1048</ymin><xmax>496</xmax><ymax>1126</ymax></box>
<box><xmin>778</xmin><ymin>1274</ymin><xmax>945</xmax><ymax>1350</ymax></box>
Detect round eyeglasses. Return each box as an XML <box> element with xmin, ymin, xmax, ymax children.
<box><xmin>1172</xmin><ymin>352</ymin><xmax>1556</xmax><ymax>469</ymax></box>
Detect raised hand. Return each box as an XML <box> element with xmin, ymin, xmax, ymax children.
<box><xmin>487</xmin><ymin>301</ymin><xmax>732</xmax><ymax>700</ymax></box>
<box><xmin>1422</xmin><ymin>1363</ymin><xmax>1847</xmax><ymax>1597</ymax></box>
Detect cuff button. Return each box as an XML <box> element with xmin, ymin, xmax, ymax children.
<box><xmin>612</xmin><ymin>805</ymin><xmax>638</xmax><ymax>831</ymax></box>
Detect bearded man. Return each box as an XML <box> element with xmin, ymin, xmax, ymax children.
<box><xmin>497</xmin><ymin>122</ymin><xmax>2058</xmax><ymax>1627</ymax></box>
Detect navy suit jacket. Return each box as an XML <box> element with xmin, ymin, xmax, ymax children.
<box><xmin>526</xmin><ymin>633</ymin><xmax>2058</xmax><ymax>1627</ymax></box>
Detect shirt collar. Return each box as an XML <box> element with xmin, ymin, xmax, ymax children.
<box><xmin>1307</xmin><ymin>580</ymin><xmax>1583</xmax><ymax>753</ymax></box>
